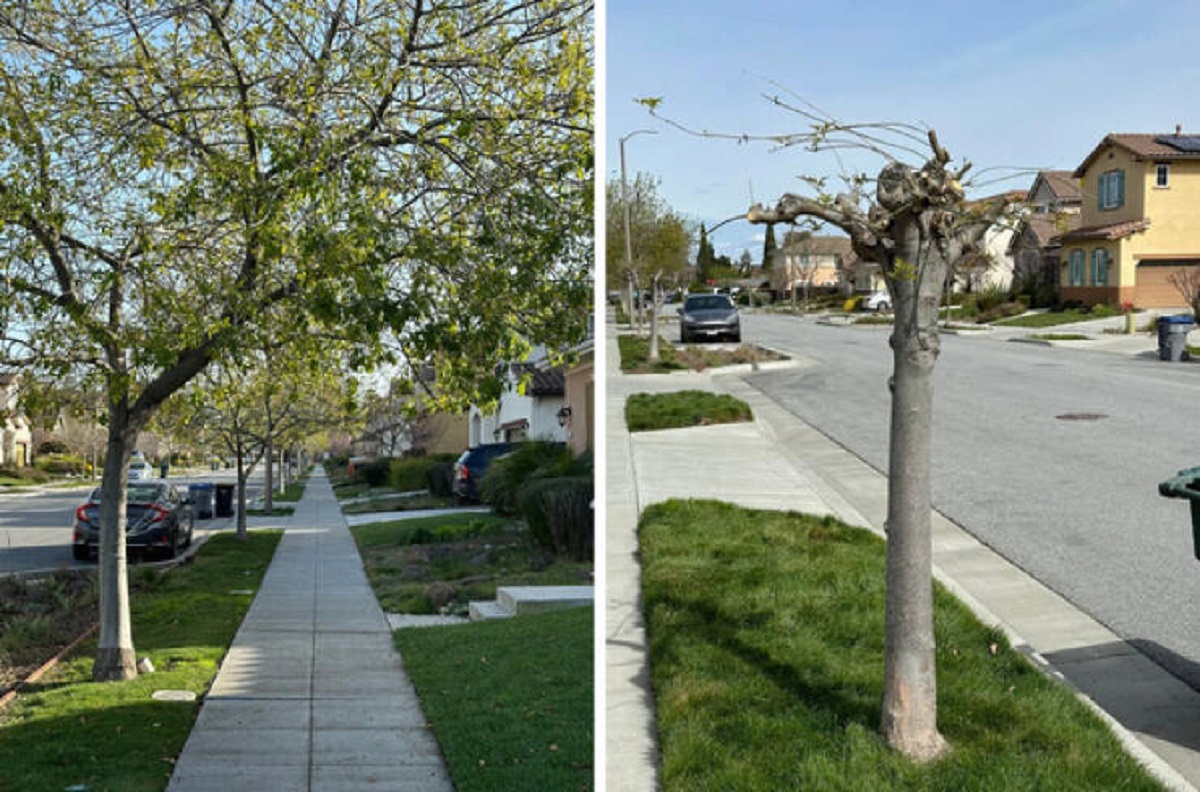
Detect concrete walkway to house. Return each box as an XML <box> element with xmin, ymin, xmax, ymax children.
<box><xmin>167</xmin><ymin>468</ymin><xmax>453</xmax><ymax>792</ymax></box>
<box><xmin>607</xmin><ymin>314</ymin><xmax>1200</xmax><ymax>792</ymax></box>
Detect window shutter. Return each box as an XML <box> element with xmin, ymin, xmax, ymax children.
<box><xmin>1116</xmin><ymin>170</ymin><xmax>1125</xmax><ymax>206</ymax></box>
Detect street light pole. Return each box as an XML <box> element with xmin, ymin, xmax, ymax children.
<box><xmin>619</xmin><ymin>128</ymin><xmax>657</xmax><ymax>337</ymax></box>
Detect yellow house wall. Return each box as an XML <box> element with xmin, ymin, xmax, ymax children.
<box><xmin>1131</xmin><ymin>160</ymin><xmax>1200</xmax><ymax>260</ymax></box>
<box><xmin>1065</xmin><ymin>149</ymin><xmax>1200</xmax><ymax>303</ymax></box>
<box><xmin>1078</xmin><ymin>145</ymin><xmax>1145</xmax><ymax>229</ymax></box>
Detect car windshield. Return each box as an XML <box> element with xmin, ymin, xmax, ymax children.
<box><xmin>88</xmin><ymin>484</ymin><xmax>163</xmax><ymax>503</ymax></box>
<box><xmin>686</xmin><ymin>295</ymin><xmax>733</xmax><ymax>311</ymax></box>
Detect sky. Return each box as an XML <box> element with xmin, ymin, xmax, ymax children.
<box><xmin>602</xmin><ymin>0</ymin><xmax>1200</xmax><ymax>260</ymax></box>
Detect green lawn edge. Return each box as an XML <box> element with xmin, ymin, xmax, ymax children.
<box><xmin>0</xmin><ymin>531</ymin><xmax>282</xmax><ymax>792</ymax></box>
<box><xmin>639</xmin><ymin>499</ymin><xmax>1165</xmax><ymax>791</ymax></box>
<box><xmin>394</xmin><ymin>607</ymin><xmax>594</xmax><ymax>792</ymax></box>
<box><xmin>625</xmin><ymin>390</ymin><xmax>752</xmax><ymax>432</ymax></box>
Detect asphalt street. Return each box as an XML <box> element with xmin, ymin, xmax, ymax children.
<box><xmin>740</xmin><ymin>311</ymin><xmax>1200</xmax><ymax>694</ymax></box>
<box><xmin>0</xmin><ymin>469</ymin><xmax>266</xmax><ymax>575</ymax></box>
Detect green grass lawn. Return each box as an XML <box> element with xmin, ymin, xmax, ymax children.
<box><xmin>625</xmin><ymin>390</ymin><xmax>752</xmax><ymax>432</ymax></box>
<box><xmin>639</xmin><ymin>500</ymin><xmax>1165</xmax><ymax>791</ymax></box>
<box><xmin>618</xmin><ymin>334</ymin><xmax>687</xmax><ymax>372</ymax></box>
<box><xmin>395</xmin><ymin>607</ymin><xmax>593</xmax><ymax>792</ymax></box>
<box><xmin>0</xmin><ymin>532</ymin><xmax>281</xmax><ymax>792</ymax></box>
<box><xmin>993</xmin><ymin>308</ymin><xmax>1120</xmax><ymax>328</ymax></box>
<box><xmin>340</xmin><ymin>492</ymin><xmax>454</xmax><ymax>514</ymax></box>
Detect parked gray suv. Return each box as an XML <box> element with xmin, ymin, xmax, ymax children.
<box><xmin>678</xmin><ymin>293</ymin><xmax>741</xmax><ymax>343</ymax></box>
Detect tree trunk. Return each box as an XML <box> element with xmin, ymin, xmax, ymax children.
<box><xmin>93</xmin><ymin>416</ymin><xmax>137</xmax><ymax>682</ymax></box>
<box><xmin>235</xmin><ymin>443</ymin><xmax>248</xmax><ymax>540</ymax></box>
<box><xmin>648</xmin><ymin>271</ymin><xmax>662</xmax><ymax>362</ymax></box>
<box><xmin>263</xmin><ymin>439</ymin><xmax>274</xmax><ymax>514</ymax></box>
<box><xmin>879</xmin><ymin>234</ymin><xmax>952</xmax><ymax>762</ymax></box>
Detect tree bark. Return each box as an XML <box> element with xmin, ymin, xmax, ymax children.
<box><xmin>235</xmin><ymin>443</ymin><xmax>248</xmax><ymax>540</ymax></box>
<box><xmin>648</xmin><ymin>271</ymin><xmax>662</xmax><ymax>362</ymax></box>
<box><xmin>93</xmin><ymin>413</ymin><xmax>137</xmax><ymax>682</ymax></box>
<box><xmin>879</xmin><ymin>232</ymin><xmax>951</xmax><ymax>761</ymax></box>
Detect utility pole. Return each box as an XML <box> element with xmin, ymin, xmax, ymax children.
<box><xmin>619</xmin><ymin>128</ymin><xmax>657</xmax><ymax>341</ymax></box>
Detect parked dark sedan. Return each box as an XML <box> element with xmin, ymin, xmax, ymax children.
<box><xmin>452</xmin><ymin>442</ymin><xmax>516</xmax><ymax>502</ymax></box>
<box><xmin>678</xmin><ymin>293</ymin><xmax>741</xmax><ymax>343</ymax></box>
<box><xmin>72</xmin><ymin>481</ymin><xmax>195</xmax><ymax>561</ymax></box>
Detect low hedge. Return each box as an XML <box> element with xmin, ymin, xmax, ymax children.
<box><xmin>518</xmin><ymin>476</ymin><xmax>594</xmax><ymax>561</ymax></box>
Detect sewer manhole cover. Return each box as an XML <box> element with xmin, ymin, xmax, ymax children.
<box><xmin>1056</xmin><ymin>413</ymin><xmax>1108</xmax><ymax>421</ymax></box>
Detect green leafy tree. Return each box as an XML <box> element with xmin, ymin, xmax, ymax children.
<box><xmin>605</xmin><ymin>173</ymin><xmax>689</xmax><ymax>357</ymax></box>
<box><xmin>695</xmin><ymin>223</ymin><xmax>717</xmax><ymax>282</ymax></box>
<box><xmin>0</xmin><ymin>1</ymin><xmax>591</xmax><ymax>681</ymax></box>
<box><xmin>762</xmin><ymin>222</ymin><xmax>778</xmax><ymax>271</ymax></box>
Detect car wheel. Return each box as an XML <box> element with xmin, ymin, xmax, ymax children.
<box><xmin>876</xmin><ymin>302</ymin><xmax>890</xmax><ymax>313</ymax></box>
<box><xmin>731</xmin><ymin>330</ymin><xmax>741</xmax><ymax>343</ymax></box>
<box><xmin>680</xmin><ymin>330</ymin><xmax>689</xmax><ymax>344</ymax></box>
<box><xmin>73</xmin><ymin>543</ymin><xmax>90</xmax><ymax>561</ymax></box>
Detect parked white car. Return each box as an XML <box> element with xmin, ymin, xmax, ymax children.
<box><xmin>864</xmin><ymin>291</ymin><xmax>892</xmax><ymax>312</ymax></box>
<box><xmin>128</xmin><ymin>459</ymin><xmax>153</xmax><ymax>481</ymax></box>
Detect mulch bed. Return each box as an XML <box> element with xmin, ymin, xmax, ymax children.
<box><xmin>0</xmin><ymin>572</ymin><xmax>98</xmax><ymax>699</ymax></box>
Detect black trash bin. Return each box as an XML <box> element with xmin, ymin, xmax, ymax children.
<box><xmin>1158</xmin><ymin>315</ymin><xmax>1195</xmax><ymax>361</ymax></box>
<box><xmin>214</xmin><ymin>483</ymin><xmax>235</xmax><ymax>518</ymax></box>
<box><xmin>188</xmin><ymin>482</ymin><xmax>215</xmax><ymax>519</ymax></box>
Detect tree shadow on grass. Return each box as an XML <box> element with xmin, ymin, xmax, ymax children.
<box><xmin>650</xmin><ymin>590</ymin><xmax>881</xmax><ymax>731</ymax></box>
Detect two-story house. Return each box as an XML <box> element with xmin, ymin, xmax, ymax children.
<box><xmin>469</xmin><ymin>350</ymin><xmax>568</xmax><ymax>447</ymax></box>
<box><xmin>1056</xmin><ymin>131</ymin><xmax>1200</xmax><ymax>308</ymax></box>
<box><xmin>1009</xmin><ymin>170</ymin><xmax>1083</xmax><ymax>289</ymax></box>
<box><xmin>0</xmin><ymin>372</ymin><xmax>32</xmax><ymax>469</ymax></box>
<box><xmin>772</xmin><ymin>236</ymin><xmax>878</xmax><ymax>298</ymax></box>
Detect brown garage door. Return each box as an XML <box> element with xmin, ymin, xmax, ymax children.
<box><xmin>1136</xmin><ymin>260</ymin><xmax>1200</xmax><ymax>308</ymax></box>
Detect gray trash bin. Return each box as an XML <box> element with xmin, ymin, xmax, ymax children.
<box><xmin>1160</xmin><ymin>315</ymin><xmax>1195</xmax><ymax>362</ymax></box>
<box><xmin>188</xmin><ymin>482</ymin><xmax>215</xmax><ymax>519</ymax></box>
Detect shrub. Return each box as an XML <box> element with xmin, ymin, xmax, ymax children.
<box><xmin>518</xmin><ymin>476</ymin><xmax>594</xmax><ymax>560</ymax></box>
<box><xmin>480</xmin><ymin>441</ymin><xmax>576</xmax><ymax>516</ymax></box>
<box><xmin>36</xmin><ymin>439</ymin><xmax>70</xmax><ymax>455</ymax></box>
<box><xmin>390</xmin><ymin>457</ymin><xmax>431</xmax><ymax>492</ymax></box>
<box><xmin>355</xmin><ymin>457</ymin><xmax>392</xmax><ymax>487</ymax></box>
<box><xmin>34</xmin><ymin>453</ymin><xmax>86</xmax><ymax>475</ymax></box>
<box><xmin>976</xmin><ymin>284</ymin><xmax>1010</xmax><ymax>313</ymax></box>
<box><xmin>843</xmin><ymin>296</ymin><xmax>862</xmax><ymax>312</ymax></box>
<box><xmin>426</xmin><ymin>462</ymin><xmax>455</xmax><ymax>497</ymax></box>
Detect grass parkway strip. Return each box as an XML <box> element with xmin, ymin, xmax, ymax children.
<box><xmin>0</xmin><ymin>532</ymin><xmax>281</xmax><ymax>792</ymax></box>
<box><xmin>639</xmin><ymin>499</ymin><xmax>1165</xmax><ymax>791</ymax></box>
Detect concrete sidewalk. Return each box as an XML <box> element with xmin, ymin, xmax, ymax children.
<box><xmin>167</xmin><ymin>468</ymin><xmax>452</xmax><ymax>792</ymax></box>
<box><xmin>606</xmin><ymin>319</ymin><xmax>1200</xmax><ymax>792</ymax></box>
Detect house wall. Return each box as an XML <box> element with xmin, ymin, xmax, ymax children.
<box><xmin>469</xmin><ymin>380</ymin><xmax>566</xmax><ymax>447</ymax></box>
<box><xmin>0</xmin><ymin>377</ymin><xmax>32</xmax><ymax>468</ymax></box>
<box><xmin>424</xmin><ymin>412</ymin><xmax>469</xmax><ymax>456</ymax></box>
<box><xmin>563</xmin><ymin>351</ymin><xmax>594</xmax><ymax>456</ymax></box>
<box><xmin>1078</xmin><ymin>145</ymin><xmax>1147</xmax><ymax>229</ymax></box>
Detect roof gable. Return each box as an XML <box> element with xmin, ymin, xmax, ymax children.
<box><xmin>1074</xmin><ymin>133</ymin><xmax>1200</xmax><ymax>177</ymax></box>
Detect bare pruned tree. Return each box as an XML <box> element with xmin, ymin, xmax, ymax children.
<box><xmin>651</xmin><ymin>95</ymin><xmax>1013</xmax><ymax>761</ymax></box>
<box><xmin>1168</xmin><ymin>268</ymin><xmax>1200</xmax><ymax>321</ymax></box>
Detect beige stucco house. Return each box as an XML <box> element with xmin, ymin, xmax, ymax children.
<box><xmin>0</xmin><ymin>373</ymin><xmax>32</xmax><ymax>468</ymax></box>
<box><xmin>1056</xmin><ymin>131</ymin><xmax>1200</xmax><ymax>308</ymax></box>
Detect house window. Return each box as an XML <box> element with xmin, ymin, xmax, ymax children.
<box><xmin>1090</xmin><ymin>248</ymin><xmax>1109</xmax><ymax>286</ymax></box>
<box><xmin>1098</xmin><ymin>169</ymin><xmax>1125</xmax><ymax>209</ymax></box>
<box><xmin>1069</xmin><ymin>249</ymin><xmax>1085</xmax><ymax>286</ymax></box>
<box><xmin>1156</xmin><ymin>163</ymin><xmax>1170</xmax><ymax>188</ymax></box>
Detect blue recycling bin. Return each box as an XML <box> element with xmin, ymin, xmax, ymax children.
<box><xmin>188</xmin><ymin>482</ymin><xmax>215</xmax><ymax>519</ymax></box>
